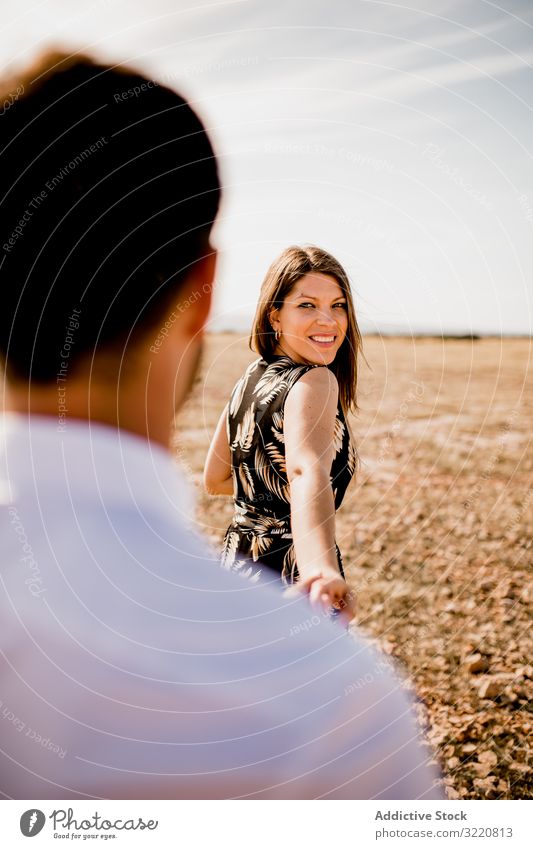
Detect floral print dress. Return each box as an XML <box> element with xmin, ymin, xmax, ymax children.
<box><xmin>221</xmin><ymin>355</ymin><xmax>356</xmax><ymax>584</ymax></box>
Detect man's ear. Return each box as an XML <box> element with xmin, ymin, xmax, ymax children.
<box><xmin>181</xmin><ymin>248</ymin><xmax>217</xmax><ymax>336</ymax></box>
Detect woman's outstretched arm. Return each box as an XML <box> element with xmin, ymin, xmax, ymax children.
<box><xmin>284</xmin><ymin>367</ymin><xmax>355</xmax><ymax>620</ymax></box>
<box><xmin>204</xmin><ymin>403</ymin><xmax>234</xmax><ymax>496</ymax></box>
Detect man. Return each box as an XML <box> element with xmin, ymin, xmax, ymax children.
<box><xmin>0</xmin><ymin>51</ymin><xmax>441</xmax><ymax>799</ymax></box>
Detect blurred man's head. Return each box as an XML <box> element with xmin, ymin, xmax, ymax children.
<box><xmin>0</xmin><ymin>50</ymin><xmax>220</xmax><ymax>435</ymax></box>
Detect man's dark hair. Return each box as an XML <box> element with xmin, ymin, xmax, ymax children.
<box><xmin>0</xmin><ymin>50</ymin><xmax>220</xmax><ymax>382</ymax></box>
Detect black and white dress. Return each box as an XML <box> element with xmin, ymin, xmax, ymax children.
<box><xmin>221</xmin><ymin>355</ymin><xmax>356</xmax><ymax>584</ymax></box>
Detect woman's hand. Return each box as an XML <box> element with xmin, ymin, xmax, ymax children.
<box><xmin>286</xmin><ymin>571</ymin><xmax>356</xmax><ymax>626</ymax></box>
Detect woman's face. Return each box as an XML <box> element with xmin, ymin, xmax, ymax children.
<box><xmin>270</xmin><ymin>272</ymin><xmax>349</xmax><ymax>365</ymax></box>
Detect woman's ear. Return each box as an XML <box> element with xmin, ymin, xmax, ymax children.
<box><xmin>268</xmin><ymin>307</ymin><xmax>279</xmax><ymax>332</ymax></box>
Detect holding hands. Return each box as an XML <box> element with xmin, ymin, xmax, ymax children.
<box><xmin>286</xmin><ymin>570</ymin><xmax>356</xmax><ymax>626</ymax></box>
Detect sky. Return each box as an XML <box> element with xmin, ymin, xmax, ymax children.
<box><xmin>1</xmin><ymin>0</ymin><xmax>532</xmax><ymax>335</ymax></box>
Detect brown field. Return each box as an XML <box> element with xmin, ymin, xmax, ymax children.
<box><xmin>176</xmin><ymin>333</ymin><xmax>532</xmax><ymax>800</ymax></box>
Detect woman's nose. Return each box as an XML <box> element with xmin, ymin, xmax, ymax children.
<box><xmin>316</xmin><ymin>311</ymin><xmax>336</xmax><ymax>325</ymax></box>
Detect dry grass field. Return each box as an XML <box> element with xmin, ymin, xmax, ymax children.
<box><xmin>175</xmin><ymin>333</ymin><xmax>532</xmax><ymax>800</ymax></box>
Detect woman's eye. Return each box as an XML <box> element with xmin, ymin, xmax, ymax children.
<box><xmin>297</xmin><ymin>302</ymin><xmax>346</xmax><ymax>310</ymax></box>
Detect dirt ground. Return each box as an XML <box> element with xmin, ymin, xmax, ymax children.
<box><xmin>175</xmin><ymin>333</ymin><xmax>532</xmax><ymax>800</ymax></box>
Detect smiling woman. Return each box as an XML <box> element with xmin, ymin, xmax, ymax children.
<box><xmin>204</xmin><ymin>245</ymin><xmax>363</xmax><ymax>620</ymax></box>
<box><xmin>270</xmin><ymin>273</ymin><xmax>349</xmax><ymax>359</ymax></box>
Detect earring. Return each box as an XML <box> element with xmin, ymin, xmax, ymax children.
<box><xmin>275</xmin><ymin>329</ymin><xmax>280</xmax><ymax>342</ymax></box>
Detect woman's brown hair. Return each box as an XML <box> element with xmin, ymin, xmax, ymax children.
<box><xmin>249</xmin><ymin>245</ymin><xmax>363</xmax><ymax>413</ymax></box>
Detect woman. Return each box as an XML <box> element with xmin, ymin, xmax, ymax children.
<box><xmin>204</xmin><ymin>245</ymin><xmax>362</xmax><ymax>620</ymax></box>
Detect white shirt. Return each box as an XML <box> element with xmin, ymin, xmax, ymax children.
<box><xmin>0</xmin><ymin>413</ymin><xmax>441</xmax><ymax>799</ymax></box>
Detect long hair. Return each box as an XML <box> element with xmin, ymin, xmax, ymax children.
<box><xmin>249</xmin><ymin>245</ymin><xmax>362</xmax><ymax>413</ymax></box>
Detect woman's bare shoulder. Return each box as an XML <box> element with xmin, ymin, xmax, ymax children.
<box><xmin>291</xmin><ymin>364</ymin><xmax>338</xmax><ymax>393</ymax></box>
<box><xmin>285</xmin><ymin>365</ymin><xmax>338</xmax><ymax>413</ymax></box>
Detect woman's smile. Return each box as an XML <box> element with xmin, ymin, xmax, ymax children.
<box><xmin>270</xmin><ymin>272</ymin><xmax>348</xmax><ymax>365</ymax></box>
<box><xmin>308</xmin><ymin>333</ymin><xmax>337</xmax><ymax>348</ymax></box>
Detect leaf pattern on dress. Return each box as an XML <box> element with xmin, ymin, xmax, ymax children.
<box><xmin>281</xmin><ymin>543</ymin><xmax>297</xmax><ymax>584</ymax></box>
<box><xmin>254</xmin><ymin>359</ymin><xmax>292</xmax><ymax>400</ymax></box>
<box><xmin>234</xmin><ymin>500</ymin><xmax>248</xmax><ymax>518</ymax></box>
<box><xmin>238</xmin><ymin>462</ymin><xmax>255</xmax><ymax>501</ymax></box>
<box><xmin>256</xmin><ymin>360</ymin><xmax>313</xmax><ymax>405</ymax></box>
<box><xmin>232</xmin><ymin>402</ymin><xmax>255</xmax><ymax>451</ymax></box>
<box><xmin>347</xmin><ymin>440</ymin><xmax>357</xmax><ymax>476</ymax></box>
<box><xmin>344</xmin><ymin>417</ymin><xmax>357</xmax><ymax>476</ymax></box>
<box><xmin>253</xmin><ymin>513</ymin><xmax>288</xmax><ymax>534</ymax></box>
<box><xmin>265</xmin><ymin>442</ymin><xmax>287</xmax><ymax>474</ymax></box>
<box><xmin>256</xmin><ymin>382</ymin><xmax>289</xmax><ymax>406</ymax></box>
<box><xmin>229</xmin><ymin>374</ymin><xmax>247</xmax><ymax>418</ymax></box>
<box><xmin>254</xmin><ymin>443</ymin><xmax>290</xmax><ymax>503</ymax></box>
<box><xmin>271</xmin><ymin>411</ymin><xmax>284</xmax><ymax>443</ymax></box>
<box><xmin>229</xmin><ymin>359</ymin><xmax>261</xmax><ymax>418</ymax></box>
<box><xmin>333</xmin><ymin>415</ymin><xmax>345</xmax><ymax>456</ymax></box>
<box><xmin>221</xmin><ymin>530</ymin><xmax>239</xmax><ymax>569</ymax></box>
<box><xmin>229</xmin><ymin>557</ymin><xmax>261</xmax><ymax>585</ymax></box>
<box><xmin>250</xmin><ymin>532</ymin><xmax>273</xmax><ymax>562</ymax></box>
<box><xmin>232</xmin><ymin>558</ymin><xmax>262</xmax><ymax>583</ymax></box>
<box><xmin>221</xmin><ymin>356</ymin><xmax>356</xmax><ymax>584</ymax></box>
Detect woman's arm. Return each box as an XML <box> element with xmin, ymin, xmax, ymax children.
<box><xmin>285</xmin><ymin>367</ymin><xmax>339</xmax><ymax>576</ymax></box>
<box><xmin>284</xmin><ymin>367</ymin><xmax>355</xmax><ymax>619</ymax></box>
<box><xmin>203</xmin><ymin>403</ymin><xmax>234</xmax><ymax>496</ymax></box>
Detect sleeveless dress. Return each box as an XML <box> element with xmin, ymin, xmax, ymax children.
<box><xmin>221</xmin><ymin>354</ymin><xmax>356</xmax><ymax>584</ymax></box>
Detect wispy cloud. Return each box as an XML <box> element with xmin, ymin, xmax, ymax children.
<box><xmin>0</xmin><ymin>0</ymin><xmax>531</xmax><ymax>333</ymax></box>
